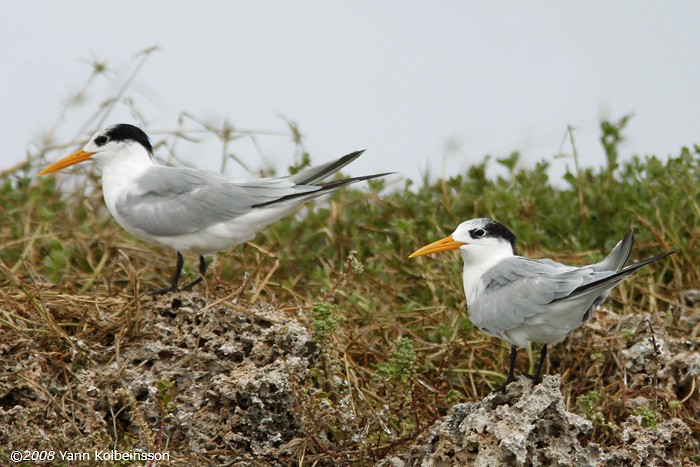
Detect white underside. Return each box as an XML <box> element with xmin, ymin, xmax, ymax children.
<box><xmin>112</xmin><ymin>204</ymin><xmax>294</xmax><ymax>254</ymax></box>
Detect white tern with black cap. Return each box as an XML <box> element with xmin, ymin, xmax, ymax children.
<box><xmin>40</xmin><ymin>123</ymin><xmax>391</xmax><ymax>294</ymax></box>
<box><xmin>410</xmin><ymin>217</ymin><xmax>675</xmax><ymax>390</ymax></box>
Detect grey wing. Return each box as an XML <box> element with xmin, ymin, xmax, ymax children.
<box><xmin>117</xmin><ymin>167</ymin><xmax>317</xmax><ymax>237</ymax></box>
<box><xmin>470</xmin><ymin>258</ymin><xmax>593</xmax><ymax>334</ymax></box>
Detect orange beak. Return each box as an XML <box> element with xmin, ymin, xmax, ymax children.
<box><xmin>38</xmin><ymin>150</ymin><xmax>94</xmax><ymax>176</ymax></box>
<box><xmin>409</xmin><ymin>235</ymin><xmax>465</xmax><ymax>258</ymax></box>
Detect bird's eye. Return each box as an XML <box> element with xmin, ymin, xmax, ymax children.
<box><xmin>94</xmin><ymin>135</ymin><xmax>108</xmax><ymax>146</ymax></box>
<box><xmin>471</xmin><ymin>228</ymin><xmax>486</xmax><ymax>238</ymax></box>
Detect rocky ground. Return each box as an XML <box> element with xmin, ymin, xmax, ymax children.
<box><xmin>0</xmin><ymin>293</ymin><xmax>318</xmax><ymax>465</ymax></box>
<box><xmin>1</xmin><ymin>290</ymin><xmax>698</xmax><ymax>465</ymax></box>
<box><xmin>381</xmin><ymin>376</ymin><xmax>694</xmax><ymax>467</ymax></box>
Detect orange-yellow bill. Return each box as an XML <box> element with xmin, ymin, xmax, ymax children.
<box><xmin>38</xmin><ymin>150</ymin><xmax>94</xmax><ymax>176</ymax></box>
<box><xmin>409</xmin><ymin>236</ymin><xmax>465</xmax><ymax>258</ymax></box>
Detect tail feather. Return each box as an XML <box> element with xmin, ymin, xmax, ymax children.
<box><xmin>593</xmin><ymin>230</ymin><xmax>634</xmax><ymax>272</ymax></box>
<box><xmin>286</xmin><ymin>150</ymin><xmax>365</xmax><ymax>185</ymax></box>
<box><xmin>252</xmin><ymin>172</ymin><xmax>392</xmax><ymax>208</ymax></box>
<box><xmin>563</xmin><ymin>249</ymin><xmax>677</xmax><ymax>301</ymax></box>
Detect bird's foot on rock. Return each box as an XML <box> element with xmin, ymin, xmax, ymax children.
<box><xmin>522</xmin><ymin>371</ymin><xmax>543</xmax><ymax>386</ymax></box>
<box><xmin>495</xmin><ymin>373</ymin><xmax>519</xmax><ymax>393</ymax></box>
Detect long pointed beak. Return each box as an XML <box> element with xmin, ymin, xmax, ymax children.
<box><xmin>409</xmin><ymin>236</ymin><xmax>465</xmax><ymax>258</ymax></box>
<box><xmin>38</xmin><ymin>150</ymin><xmax>94</xmax><ymax>176</ymax></box>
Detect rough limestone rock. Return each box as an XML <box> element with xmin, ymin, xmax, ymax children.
<box><xmin>397</xmin><ymin>376</ymin><xmax>592</xmax><ymax>466</ymax></box>
<box><xmin>0</xmin><ymin>292</ymin><xmax>318</xmax><ymax>465</ymax></box>
<box><xmin>621</xmin><ymin>335</ymin><xmax>700</xmax><ymax>395</ymax></box>
<box><xmin>596</xmin><ymin>416</ymin><xmax>694</xmax><ymax>466</ymax></box>
<box><xmin>383</xmin><ymin>375</ymin><xmax>694</xmax><ymax>467</ymax></box>
<box><xmin>120</xmin><ymin>294</ymin><xmax>319</xmax><ymax>461</ymax></box>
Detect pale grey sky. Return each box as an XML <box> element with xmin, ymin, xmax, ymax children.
<box><xmin>3</xmin><ymin>2</ymin><xmax>699</xmax><ymax>184</ymax></box>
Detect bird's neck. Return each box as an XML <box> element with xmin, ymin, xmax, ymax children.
<box><xmin>99</xmin><ymin>150</ymin><xmax>154</xmax><ymax>183</ymax></box>
<box><xmin>99</xmin><ymin>152</ymin><xmax>155</xmax><ymax>214</ymax></box>
<box><xmin>459</xmin><ymin>245</ymin><xmax>513</xmax><ymax>300</ymax></box>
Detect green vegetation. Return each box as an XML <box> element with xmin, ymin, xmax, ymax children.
<box><xmin>633</xmin><ymin>407</ymin><xmax>659</xmax><ymax>429</ymax></box>
<box><xmin>576</xmin><ymin>390</ymin><xmax>620</xmax><ymax>435</ymax></box>
<box><xmin>373</xmin><ymin>337</ymin><xmax>418</xmax><ymax>386</ymax></box>
<box><xmin>0</xmin><ymin>55</ymin><xmax>697</xmax><ymax>463</ymax></box>
<box><xmin>311</xmin><ymin>302</ymin><xmax>342</xmax><ymax>343</ymax></box>
<box><xmin>156</xmin><ymin>379</ymin><xmax>178</xmax><ymax>415</ymax></box>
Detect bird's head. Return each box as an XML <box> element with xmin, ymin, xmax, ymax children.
<box><xmin>409</xmin><ymin>218</ymin><xmax>516</xmax><ymax>259</ymax></box>
<box><xmin>38</xmin><ymin>123</ymin><xmax>153</xmax><ymax>176</ymax></box>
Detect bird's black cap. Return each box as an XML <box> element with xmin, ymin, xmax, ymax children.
<box><xmin>98</xmin><ymin>123</ymin><xmax>153</xmax><ymax>154</ymax></box>
<box><xmin>478</xmin><ymin>218</ymin><xmax>517</xmax><ymax>249</ymax></box>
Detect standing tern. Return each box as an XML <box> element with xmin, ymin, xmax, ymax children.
<box><xmin>410</xmin><ymin>218</ymin><xmax>676</xmax><ymax>390</ymax></box>
<box><xmin>39</xmin><ymin>123</ymin><xmax>390</xmax><ymax>294</ymax></box>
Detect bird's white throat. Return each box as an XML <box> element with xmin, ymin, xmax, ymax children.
<box><xmin>459</xmin><ymin>243</ymin><xmax>513</xmax><ymax>302</ymax></box>
<box><xmin>97</xmin><ymin>146</ymin><xmax>155</xmax><ymax>221</ymax></box>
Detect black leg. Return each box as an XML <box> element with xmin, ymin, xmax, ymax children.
<box><xmin>151</xmin><ymin>251</ymin><xmax>184</xmax><ymax>295</ymax></box>
<box><xmin>523</xmin><ymin>344</ymin><xmax>548</xmax><ymax>385</ymax></box>
<box><xmin>496</xmin><ymin>345</ymin><xmax>519</xmax><ymax>392</ymax></box>
<box><xmin>532</xmin><ymin>344</ymin><xmax>547</xmax><ymax>384</ymax></box>
<box><xmin>183</xmin><ymin>255</ymin><xmax>207</xmax><ymax>291</ymax></box>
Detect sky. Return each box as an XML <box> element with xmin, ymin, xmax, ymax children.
<box><xmin>3</xmin><ymin>2</ymin><xmax>699</xmax><ymax>185</ymax></box>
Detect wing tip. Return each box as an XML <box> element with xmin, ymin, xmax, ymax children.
<box><xmin>337</xmin><ymin>149</ymin><xmax>366</xmax><ymax>165</ymax></box>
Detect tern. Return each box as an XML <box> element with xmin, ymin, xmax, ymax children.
<box><xmin>39</xmin><ymin>123</ymin><xmax>390</xmax><ymax>294</ymax></box>
<box><xmin>410</xmin><ymin>218</ymin><xmax>675</xmax><ymax>390</ymax></box>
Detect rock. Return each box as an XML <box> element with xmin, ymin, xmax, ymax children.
<box><xmin>383</xmin><ymin>375</ymin><xmax>594</xmax><ymax>466</ymax></box>
<box><xmin>120</xmin><ymin>294</ymin><xmax>318</xmax><ymax>461</ymax></box>
<box><xmin>0</xmin><ymin>292</ymin><xmax>319</xmax><ymax>465</ymax></box>
<box><xmin>595</xmin><ymin>416</ymin><xmax>694</xmax><ymax>467</ymax></box>
<box><xmin>1</xmin><ymin>291</ymin><xmax>696</xmax><ymax>465</ymax></box>
<box><xmin>383</xmin><ymin>375</ymin><xmax>695</xmax><ymax>467</ymax></box>
<box><xmin>681</xmin><ymin>289</ymin><xmax>700</xmax><ymax>307</ymax></box>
